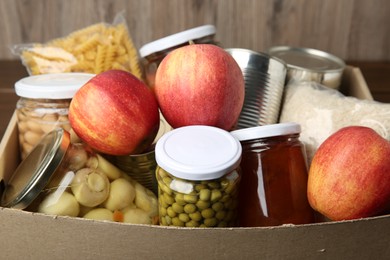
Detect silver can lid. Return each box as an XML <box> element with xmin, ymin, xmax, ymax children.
<box><xmin>1</xmin><ymin>129</ymin><xmax>70</xmax><ymax>209</ymax></box>
<box><xmin>267</xmin><ymin>46</ymin><xmax>345</xmax><ymax>73</ymax></box>
<box><xmin>139</xmin><ymin>25</ymin><xmax>216</xmax><ymax>58</ymax></box>
<box><xmin>155</xmin><ymin>125</ymin><xmax>241</xmax><ymax>181</ymax></box>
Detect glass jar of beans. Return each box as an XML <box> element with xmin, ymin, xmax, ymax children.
<box><xmin>14</xmin><ymin>73</ymin><xmax>94</xmax><ymax>159</ymax></box>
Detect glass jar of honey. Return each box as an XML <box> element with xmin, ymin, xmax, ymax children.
<box><xmin>139</xmin><ymin>24</ymin><xmax>217</xmax><ymax>88</ymax></box>
<box><xmin>231</xmin><ymin>123</ymin><xmax>315</xmax><ymax>227</ymax></box>
<box><xmin>1</xmin><ymin>129</ymin><xmax>159</xmax><ymax>225</ymax></box>
<box><xmin>14</xmin><ymin>73</ymin><xmax>94</xmax><ymax>159</ymax></box>
<box><xmin>155</xmin><ymin>125</ymin><xmax>242</xmax><ymax>227</ymax></box>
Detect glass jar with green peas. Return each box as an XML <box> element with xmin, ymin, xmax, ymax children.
<box><xmin>155</xmin><ymin>126</ymin><xmax>242</xmax><ymax>228</ymax></box>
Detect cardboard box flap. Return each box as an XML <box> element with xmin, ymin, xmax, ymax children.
<box><xmin>0</xmin><ymin>207</ymin><xmax>389</xmax><ymax>259</ymax></box>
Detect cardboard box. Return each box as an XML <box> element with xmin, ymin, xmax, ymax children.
<box><xmin>0</xmin><ymin>66</ymin><xmax>388</xmax><ymax>259</ymax></box>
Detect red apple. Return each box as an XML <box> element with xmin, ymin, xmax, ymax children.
<box><xmin>154</xmin><ymin>44</ymin><xmax>245</xmax><ymax>131</ymax></box>
<box><xmin>307</xmin><ymin>126</ymin><xmax>390</xmax><ymax>221</ymax></box>
<box><xmin>69</xmin><ymin>70</ymin><xmax>160</xmax><ymax>155</ymax></box>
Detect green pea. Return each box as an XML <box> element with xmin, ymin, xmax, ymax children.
<box><xmin>220</xmin><ymin>194</ymin><xmax>231</xmax><ymax>203</ymax></box>
<box><xmin>175</xmin><ymin>193</ymin><xmax>186</xmax><ymax>205</ymax></box>
<box><xmin>162</xmin><ymin>176</ymin><xmax>172</xmax><ymax>186</ymax></box>
<box><xmin>201</xmin><ymin>208</ymin><xmax>215</xmax><ymax>219</ymax></box>
<box><xmin>210</xmin><ymin>189</ymin><xmax>222</xmax><ymax>202</ymax></box>
<box><xmin>160</xmin><ymin>184</ymin><xmax>172</xmax><ymax>196</ymax></box>
<box><xmin>186</xmin><ymin>220</ymin><xmax>200</xmax><ymax>227</ymax></box>
<box><xmin>196</xmin><ymin>200</ymin><xmax>210</xmax><ymax>210</ymax></box>
<box><xmin>178</xmin><ymin>213</ymin><xmax>190</xmax><ymax>223</ymax></box>
<box><xmin>167</xmin><ymin>206</ymin><xmax>177</xmax><ymax>218</ymax></box>
<box><xmin>195</xmin><ymin>184</ymin><xmax>208</xmax><ymax>192</ymax></box>
<box><xmin>212</xmin><ymin>202</ymin><xmax>224</xmax><ymax>212</ymax></box>
<box><xmin>199</xmin><ymin>189</ymin><xmax>211</xmax><ymax>201</ymax></box>
<box><xmin>160</xmin><ymin>216</ymin><xmax>167</xmax><ymax>226</ymax></box>
<box><xmin>159</xmin><ymin>197</ymin><xmax>169</xmax><ymax>208</ymax></box>
<box><xmin>189</xmin><ymin>211</ymin><xmax>202</xmax><ymax>222</ymax></box>
<box><xmin>207</xmin><ymin>181</ymin><xmax>220</xmax><ymax>189</ymax></box>
<box><xmin>172</xmin><ymin>202</ymin><xmax>184</xmax><ymax>214</ymax></box>
<box><xmin>159</xmin><ymin>207</ymin><xmax>167</xmax><ymax>217</ymax></box>
<box><xmin>164</xmin><ymin>215</ymin><xmax>172</xmax><ymax>225</ymax></box>
<box><xmin>184</xmin><ymin>203</ymin><xmax>197</xmax><ymax>214</ymax></box>
<box><xmin>157</xmin><ymin>167</ymin><xmax>168</xmax><ymax>178</ymax></box>
<box><xmin>163</xmin><ymin>193</ymin><xmax>175</xmax><ymax>205</ymax></box>
<box><xmin>204</xmin><ymin>217</ymin><xmax>218</xmax><ymax>227</ymax></box>
<box><xmin>171</xmin><ymin>217</ymin><xmax>185</xmax><ymax>227</ymax></box>
<box><xmin>183</xmin><ymin>194</ymin><xmax>198</xmax><ymax>204</ymax></box>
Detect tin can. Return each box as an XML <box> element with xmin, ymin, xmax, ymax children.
<box><xmin>226</xmin><ymin>48</ymin><xmax>287</xmax><ymax>128</ymax></box>
<box><xmin>139</xmin><ymin>25</ymin><xmax>217</xmax><ymax>88</ymax></box>
<box><xmin>267</xmin><ymin>46</ymin><xmax>345</xmax><ymax>89</ymax></box>
<box><xmin>1</xmin><ymin>129</ymin><xmax>159</xmax><ymax>224</ymax></box>
<box><xmin>14</xmin><ymin>73</ymin><xmax>94</xmax><ymax>159</ymax></box>
<box><xmin>114</xmin><ymin>149</ymin><xmax>158</xmax><ymax>195</ymax></box>
<box><xmin>231</xmin><ymin>123</ymin><xmax>316</xmax><ymax>227</ymax></box>
<box><xmin>155</xmin><ymin>126</ymin><xmax>242</xmax><ymax>227</ymax></box>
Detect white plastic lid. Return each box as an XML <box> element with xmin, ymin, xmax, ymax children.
<box><xmin>155</xmin><ymin>125</ymin><xmax>242</xmax><ymax>181</ymax></box>
<box><xmin>139</xmin><ymin>25</ymin><xmax>216</xmax><ymax>58</ymax></box>
<box><xmin>15</xmin><ymin>73</ymin><xmax>95</xmax><ymax>99</ymax></box>
<box><xmin>231</xmin><ymin>123</ymin><xmax>301</xmax><ymax>142</ymax></box>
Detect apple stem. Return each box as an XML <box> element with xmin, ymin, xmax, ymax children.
<box><xmin>189</xmin><ymin>40</ymin><xmax>195</xmax><ymax>45</ymax></box>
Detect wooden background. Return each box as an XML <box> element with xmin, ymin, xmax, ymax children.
<box><xmin>0</xmin><ymin>0</ymin><xmax>389</xmax><ymax>61</ymax></box>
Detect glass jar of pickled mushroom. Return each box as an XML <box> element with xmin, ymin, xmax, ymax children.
<box><xmin>1</xmin><ymin>129</ymin><xmax>159</xmax><ymax>225</ymax></box>
<box><xmin>231</xmin><ymin>123</ymin><xmax>316</xmax><ymax>227</ymax></box>
<box><xmin>139</xmin><ymin>24</ymin><xmax>218</xmax><ymax>88</ymax></box>
<box><xmin>14</xmin><ymin>73</ymin><xmax>94</xmax><ymax>159</ymax></box>
<box><xmin>155</xmin><ymin>125</ymin><xmax>242</xmax><ymax>227</ymax></box>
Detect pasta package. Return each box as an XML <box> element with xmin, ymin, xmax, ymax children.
<box><xmin>12</xmin><ymin>14</ymin><xmax>142</xmax><ymax>79</ymax></box>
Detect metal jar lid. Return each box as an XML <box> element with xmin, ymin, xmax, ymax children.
<box><xmin>1</xmin><ymin>129</ymin><xmax>70</xmax><ymax>209</ymax></box>
<box><xmin>155</xmin><ymin>125</ymin><xmax>242</xmax><ymax>181</ymax></box>
<box><xmin>139</xmin><ymin>25</ymin><xmax>216</xmax><ymax>58</ymax></box>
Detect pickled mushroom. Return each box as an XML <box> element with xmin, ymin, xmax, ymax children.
<box><xmin>134</xmin><ymin>182</ymin><xmax>158</xmax><ymax>218</ymax></box>
<box><xmin>102</xmin><ymin>178</ymin><xmax>136</xmax><ymax>211</ymax></box>
<box><xmin>123</xmin><ymin>208</ymin><xmax>152</xmax><ymax>224</ymax></box>
<box><xmin>66</xmin><ymin>143</ymin><xmax>89</xmax><ymax>171</ymax></box>
<box><xmin>71</xmin><ymin>168</ymin><xmax>110</xmax><ymax>207</ymax></box>
<box><xmin>83</xmin><ymin>208</ymin><xmax>114</xmax><ymax>221</ymax></box>
<box><xmin>86</xmin><ymin>154</ymin><xmax>122</xmax><ymax>180</ymax></box>
<box><xmin>38</xmin><ymin>191</ymin><xmax>80</xmax><ymax>217</ymax></box>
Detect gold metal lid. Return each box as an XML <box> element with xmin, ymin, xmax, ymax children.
<box><xmin>1</xmin><ymin>128</ymin><xmax>70</xmax><ymax>209</ymax></box>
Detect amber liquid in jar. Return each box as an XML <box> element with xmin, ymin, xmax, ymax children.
<box><xmin>238</xmin><ymin>133</ymin><xmax>315</xmax><ymax>227</ymax></box>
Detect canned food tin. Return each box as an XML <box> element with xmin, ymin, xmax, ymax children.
<box><xmin>155</xmin><ymin>126</ymin><xmax>242</xmax><ymax>227</ymax></box>
<box><xmin>226</xmin><ymin>48</ymin><xmax>287</xmax><ymax>128</ymax></box>
<box><xmin>114</xmin><ymin>149</ymin><xmax>158</xmax><ymax>195</ymax></box>
<box><xmin>231</xmin><ymin>123</ymin><xmax>316</xmax><ymax>227</ymax></box>
<box><xmin>139</xmin><ymin>25</ymin><xmax>217</xmax><ymax>88</ymax></box>
<box><xmin>1</xmin><ymin>129</ymin><xmax>159</xmax><ymax>224</ymax></box>
<box><xmin>267</xmin><ymin>46</ymin><xmax>345</xmax><ymax>89</ymax></box>
<box><xmin>15</xmin><ymin>73</ymin><xmax>94</xmax><ymax>159</ymax></box>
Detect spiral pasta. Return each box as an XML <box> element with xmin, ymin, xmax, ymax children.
<box><xmin>18</xmin><ymin>22</ymin><xmax>142</xmax><ymax>80</ymax></box>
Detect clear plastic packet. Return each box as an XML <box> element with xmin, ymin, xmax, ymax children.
<box><xmin>279</xmin><ymin>80</ymin><xmax>390</xmax><ymax>165</ymax></box>
<box><xmin>12</xmin><ymin>12</ymin><xmax>142</xmax><ymax>79</ymax></box>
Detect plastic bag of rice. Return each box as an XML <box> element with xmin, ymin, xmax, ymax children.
<box><xmin>279</xmin><ymin>81</ymin><xmax>390</xmax><ymax>165</ymax></box>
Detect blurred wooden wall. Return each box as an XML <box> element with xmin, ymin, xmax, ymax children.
<box><xmin>0</xmin><ymin>0</ymin><xmax>389</xmax><ymax>61</ymax></box>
